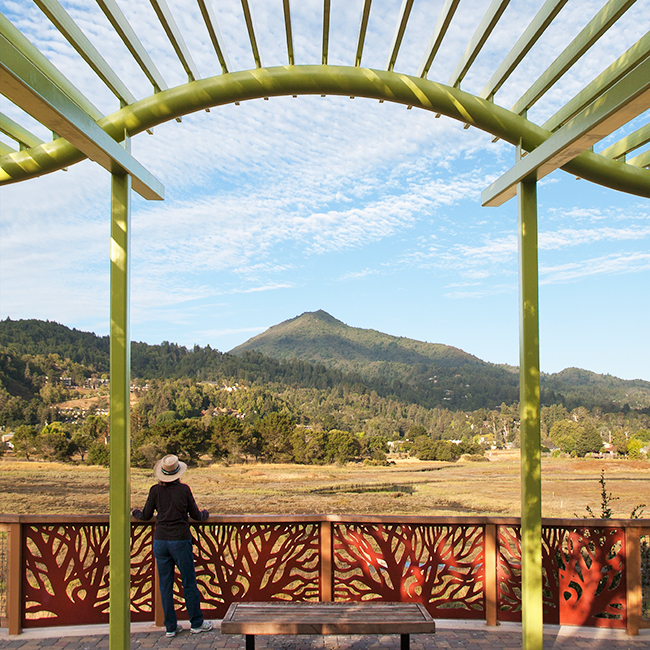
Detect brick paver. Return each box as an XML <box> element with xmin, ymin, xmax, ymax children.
<box><xmin>1</xmin><ymin>626</ymin><xmax>649</xmax><ymax>650</ymax></box>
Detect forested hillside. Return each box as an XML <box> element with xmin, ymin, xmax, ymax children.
<box><xmin>1</xmin><ymin>318</ymin><xmax>649</xmax><ymax>468</ymax></box>
<box><xmin>230</xmin><ymin>311</ymin><xmax>650</xmax><ymax>411</ymax></box>
<box><xmin>2</xmin><ymin>316</ymin><xmax>650</xmax><ymax>417</ymax></box>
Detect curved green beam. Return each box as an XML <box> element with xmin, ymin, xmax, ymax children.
<box><xmin>1</xmin><ymin>64</ymin><xmax>649</xmax><ymax>198</ymax></box>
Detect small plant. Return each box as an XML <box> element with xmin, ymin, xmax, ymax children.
<box><xmin>578</xmin><ymin>469</ymin><xmax>645</xmax><ymax>519</ymax></box>
<box><xmin>630</xmin><ymin>503</ymin><xmax>647</xmax><ymax>519</ymax></box>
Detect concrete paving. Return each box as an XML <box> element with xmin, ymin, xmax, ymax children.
<box><xmin>1</xmin><ymin>620</ymin><xmax>648</xmax><ymax>649</ymax></box>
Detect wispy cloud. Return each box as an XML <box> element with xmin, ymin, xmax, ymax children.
<box><xmin>340</xmin><ymin>268</ymin><xmax>382</xmax><ymax>281</ymax></box>
<box><xmin>539</xmin><ymin>226</ymin><xmax>650</xmax><ymax>249</ymax></box>
<box><xmin>541</xmin><ymin>252</ymin><xmax>650</xmax><ymax>284</ymax></box>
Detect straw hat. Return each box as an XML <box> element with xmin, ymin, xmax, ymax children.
<box><xmin>154</xmin><ymin>454</ymin><xmax>187</xmax><ymax>482</ymax></box>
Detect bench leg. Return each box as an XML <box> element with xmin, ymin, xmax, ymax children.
<box><xmin>245</xmin><ymin>635</ymin><xmax>255</xmax><ymax>650</ymax></box>
<box><xmin>400</xmin><ymin>633</ymin><xmax>409</xmax><ymax>650</ymax></box>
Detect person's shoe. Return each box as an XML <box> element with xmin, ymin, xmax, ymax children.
<box><xmin>165</xmin><ymin>624</ymin><xmax>183</xmax><ymax>638</ymax></box>
<box><xmin>190</xmin><ymin>621</ymin><xmax>213</xmax><ymax>634</ymax></box>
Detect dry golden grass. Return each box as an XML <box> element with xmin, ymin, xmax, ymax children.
<box><xmin>0</xmin><ymin>452</ymin><xmax>648</xmax><ymax>519</ymax></box>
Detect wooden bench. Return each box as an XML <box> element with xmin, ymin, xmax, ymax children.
<box><xmin>220</xmin><ymin>601</ymin><xmax>436</xmax><ymax>650</ymax></box>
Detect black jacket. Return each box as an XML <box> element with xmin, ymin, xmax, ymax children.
<box><xmin>132</xmin><ymin>480</ymin><xmax>208</xmax><ymax>540</ymax></box>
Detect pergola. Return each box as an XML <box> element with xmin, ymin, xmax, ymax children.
<box><xmin>1</xmin><ymin>1</ymin><xmax>649</xmax><ymax>649</ymax></box>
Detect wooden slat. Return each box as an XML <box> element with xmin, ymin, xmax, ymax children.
<box><xmin>221</xmin><ymin>602</ymin><xmax>436</xmax><ymax>636</ymax></box>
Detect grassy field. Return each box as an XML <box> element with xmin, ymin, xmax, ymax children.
<box><xmin>1</xmin><ymin>451</ymin><xmax>648</xmax><ymax>519</ymax></box>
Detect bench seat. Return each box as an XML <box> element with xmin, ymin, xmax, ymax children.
<box><xmin>221</xmin><ymin>601</ymin><xmax>436</xmax><ymax>649</ymax></box>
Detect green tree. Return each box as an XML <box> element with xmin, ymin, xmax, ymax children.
<box><xmin>407</xmin><ymin>425</ymin><xmax>427</xmax><ymax>439</ymax></box>
<box><xmin>292</xmin><ymin>428</ymin><xmax>328</xmax><ymax>464</ymax></box>
<box><xmin>38</xmin><ymin>422</ymin><xmax>73</xmax><ymax>461</ymax></box>
<box><xmin>325</xmin><ymin>429</ymin><xmax>361</xmax><ymax>464</ymax></box>
<box><xmin>627</xmin><ymin>438</ymin><xmax>647</xmax><ymax>460</ymax></box>
<box><xmin>321</xmin><ymin>414</ymin><xmax>339</xmax><ymax>432</ymax></box>
<box><xmin>71</xmin><ymin>429</ymin><xmax>95</xmax><ymax>461</ymax></box>
<box><xmin>87</xmin><ymin>441</ymin><xmax>109</xmax><ymax>466</ymax></box>
<box><xmin>81</xmin><ymin>414</ymin><xmax>109</xmax><ymax>443</ymax></box>
<box><xmin>549</xmin><ymin>420</ymin><xmax>581</xmax><ymax>454</ymax></box>
<box><xmin>256</xmin><ymin>412</ymin><xmax>296</xmax><ymax>462</ymax></box>
<box><xmin>208</xmin><ymin>415</ymin><xmax>257</xmax><ymax>461</ymax></box>
<box><xmin>574</xmin><ymin>422</ymin><xmax>603</xmax><ymax>457</ymax></box>
<box><xmin>12</xmin><ymin>424</ymin><xmax>39</xmax><ymax>459</ymax></box>
<box><xmin>610</xmin><ymin>428</ymin><xmax>629</xmax><ymax>455</ymax></box>
<box><xmin>154</xmin><ymin>419</ymin><xmax>211</xmax><ymax>464</ymax></box>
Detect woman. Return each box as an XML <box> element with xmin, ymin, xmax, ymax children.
<box><xmin>132</xmin><ymin>454</ymin><xmax>212</xmax><ymax>637</ymax></box>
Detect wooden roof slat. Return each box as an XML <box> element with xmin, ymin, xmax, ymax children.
<box><xmin>447</xmin><ymin>0</ymin><xmax>511</xmax><ymax>89</ymax></box>
<box><xmin>96</xmin><ymin>0</ymin><xmax>168</xmax><ymax>92</ymax></box>
<box><xmin>417</xmin><ymin>0</ymin><xmax>460</xmax><ymax>79</ymax></box>
<box><xmin>543</xmin><ymin>31</ymin><xmax>650</xmax><ymax>133</ymax></box>
<box><xmin>385</xmin><ymin>0</ymin><xmax>415</xmax><ymax>72</ymax></box>
<box><xmin>510</xmin><ymin>0</ymin><xmax>637</xmax><ymax>116</ymax></box>
<box><xmin>479</xmin><ymin>0</ymin><xmax>569</xmax><ymax>101</ymax></box>
<box><xmin>33</xmin><ymin>0</ymin><xmax>136</xmax><ymax>105</ymax></box>
<box><xmin>355</xmin><ymin>0</ymin><xmax>373</xmax><ymax>67</ymax></box>
<box><xmin>150</xmin><ymin>0</ymin><xmax>200</xmax><ymax>82</ymax></box>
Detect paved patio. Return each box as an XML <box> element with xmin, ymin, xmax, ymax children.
<box><xmin>1</xmin><ymin>620</ymin><xmax>648</xmax><ymax>650</ymax></box>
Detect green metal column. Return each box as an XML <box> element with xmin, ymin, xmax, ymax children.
<box><xmin>517</xmin><ymin>177</ymin><xmax>543</xmax><ymax>650</ymax></box>
<box><xmin>109</xmin><ymin>165</ymin><xmax>132</xmax><ymax>650</ymax></box>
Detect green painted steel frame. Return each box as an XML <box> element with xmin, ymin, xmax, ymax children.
<box><xmin>2</xmin><ymin>59</ymin><xmax>648</xmax><ymax>650</ymax></box>
<box><xmin>109</xmin><ymin>167</ymin><xmax>131</xmax><ymax>650</ymax></box>
<box><xmin>518</xmin><ymin>178</ymin><xmax>543</xmax><ymax>650</ymax></box>
<box><xmin>1</xmin><ymin>65</ymin><xmax>649</xmax><ymax>198</ymax></box>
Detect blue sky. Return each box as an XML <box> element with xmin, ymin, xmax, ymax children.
<box><xmin>1</xmin><ymin>0</ymin><xmax>649</xmax><ymax>381</ymax></box>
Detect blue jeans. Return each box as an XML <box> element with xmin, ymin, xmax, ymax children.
<box><xmin>153</xmin><ymin>539</ymin><xmax>204</xmax><ymax>632</ymax></box>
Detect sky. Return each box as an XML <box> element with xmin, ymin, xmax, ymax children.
<box><xmin>0</xmin><ymin>0</ymin><xmax>649</xmax><ymax>381</ymax></box>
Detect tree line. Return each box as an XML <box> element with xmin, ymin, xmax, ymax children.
<box><xmin>5</xmin><ymin>377</ymin><xmax>649</xmax><ymax>467</ymax></box>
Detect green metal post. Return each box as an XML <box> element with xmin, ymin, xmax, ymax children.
<box><xmin>517</xmin><ymin>176</ymin><xmax>543</xmax><ymax>650</ymax></box>
<box><xmin>109</xmin><ymin>163</ymin><xmax>132</xmax><ymax>650</ymax></box>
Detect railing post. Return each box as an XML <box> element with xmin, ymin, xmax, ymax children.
<box><xmin>485</xmin><ymin>523</ymin><xmax>498</xmax><ymax>626</ymax></box>
<box><xmin>7</xmin><ymin>522</ymin><xmax>22</xmax><ymax>635</ymax></box>
<box><xmin>320</xmin><ymin>520</ymin><xmax>333</xmax><ymax>602</ymax></box>
<box><xmin>626</xmin><ymin>526</ymin><xmax>641</xmax><ymax>636</ymax></box>
<box><xmin>153</xmin><ymin>535</ymin><xmax>164</xmax><ymax>627</ymax></box>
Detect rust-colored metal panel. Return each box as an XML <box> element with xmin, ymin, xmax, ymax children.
<box><xmin>190</xmin><ymin>522</ymin><xmax>321</xmax><ymax>620</ymax></box>
<box><xmin>497</xmin><ymin>523</ymin><xmax>627</xmax><ymax>628</ymax></box>
<box><xmin>497</xmin><ymin>525</ymin><xmax>562</xmax><ymax>624</ymax></box>
<box><xmin>558</xmin><ymin>525</ymin><xmax>627</xmax><ymax>628</ymax></box>
<box><xmin>20</xmin><ymin>523</ymin><xmax>154</xmax><ymax>628</ymax></box>
<box><xmin>333</xmin><ymin>523</ymin><xmax>485</xmax><ymax>619</ymax></box>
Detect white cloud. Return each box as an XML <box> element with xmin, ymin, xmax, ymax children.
<box><xmin>1</xmin><ymin>0</ymin><xmax>648</xmax><ymax>379</ymax></box>
<box><xmin>340</xmin><ymin>268</ymin><xmax>381</xmax><ymax>281</ymax></box>
<box><xmin>540</xmin><ymin>252</ymin><xmax>650</xmax><ymax>285</ymax></box>
<box><xmin>539</xmin><ymin>226</ymin><xmax>650</xmax><ymax>250</ymax></box>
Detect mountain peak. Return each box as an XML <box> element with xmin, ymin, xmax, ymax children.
<box><xmin>229</xmin><ymin>310</ymin><xmax>482</xmax><ymax>371</ymax></box>
<box><xmin>289</xmin><ymin>310</ymin><xmax>343</xmax><ymax>326</ymax></box>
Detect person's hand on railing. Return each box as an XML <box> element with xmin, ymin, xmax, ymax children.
<box><xmin>131</xmin><ymin>508</ymin><xmax>144</xmax><ymax>519</ymax></box>
<box><xmin>200</xmin><ymin>510</ymin><xmax>209</xmax><ymax>520</ymax></box>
